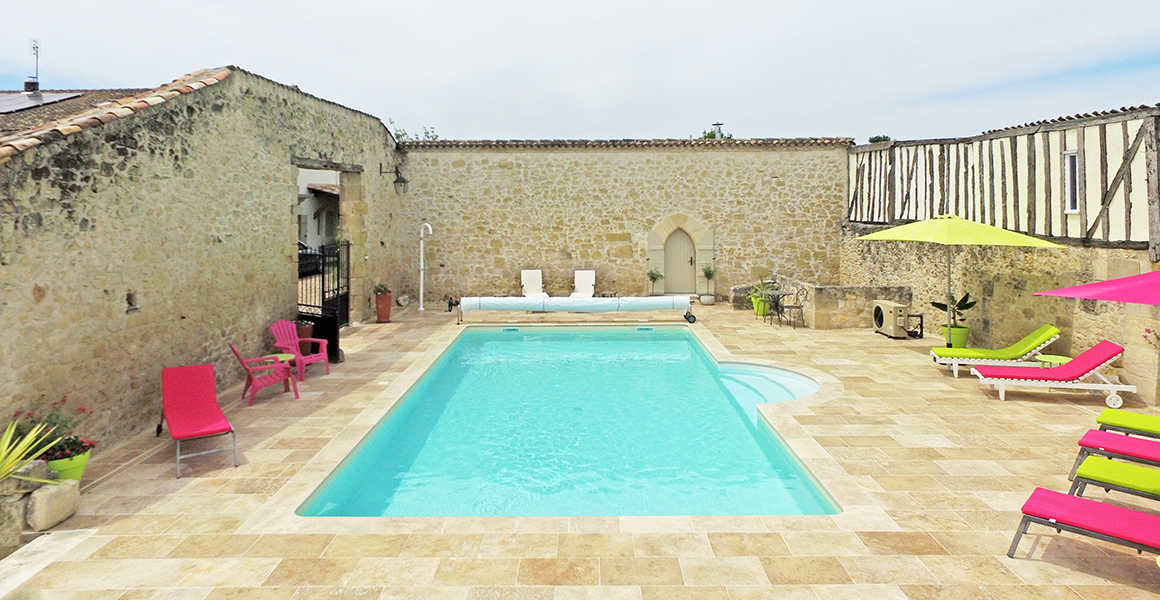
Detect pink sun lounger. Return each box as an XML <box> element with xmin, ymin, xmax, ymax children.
<box><xmin>1007</xmin><ymin>487</ymin><xmax>1160</xmax><ymax>558</ymax></box>
<box><xmin>1068</xmin><ymin>429</ymin><xmax>1160</xmax><ymax>480</ymax></box>
<box><xmin>970</xmin><ymin>340</ymin><xmax>1135</xmax><ymax>407</ymax></box>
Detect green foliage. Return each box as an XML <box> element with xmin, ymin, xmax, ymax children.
<box><xmin>868</xmin><ymin>135</ymin><xmax>892</xmax><ymax>143</ymax></box>
<box><xmin>12</xmin><ymin>397</ymin><xmax>97</xmax><ymax>461</ymax></box>
<box><xmin>930</xmin><ymin>293</ymin><xmax>977</xmax><ymax>327</ymax></box>
<box><xmin>373</xmin><ymin>283</ymin><xmax>391</xmax><ymax>295</ymax></box>
<box><xmin>0</xmin><ymin>422</ymin><xmax>60</xmax><ymax>484</ymax></box>
<box><xmin>699</xmin><ymin>129</ymin><xmax>734</xmax><ymax>139</ymax></box>
<box><xmin>748</xmin><ymin>278</ymin><xmax>779</xmax><ymax>298</ymax></box>
<box><xmin>700</xmin><ymin>263</ymin><xmax>717</xmax><ymax>280</ymax></box>
<box><xmin>646</xmin><ymin>268</ymin><xmax>664</xmax><ymax>283</ymax></box>
<box><xmin>389</xmin><ymin>119</ymin><xmax>440</xmax><ymax>141</ymax></box>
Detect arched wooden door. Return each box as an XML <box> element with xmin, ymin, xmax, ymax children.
<box><xmin>663</xmin><ymin>228</ymin><xmax>696</xmax><ymax>294</ymax></box>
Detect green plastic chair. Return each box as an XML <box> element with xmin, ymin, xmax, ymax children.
<box><xmin>930</xmin><ymin>323</ymin><xmax>1060</xmax><ymax>377</ymax></box>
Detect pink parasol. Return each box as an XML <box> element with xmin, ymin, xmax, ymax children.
<box><xmin>1033</xmin><ymin>270</ymin><xmax>1160</xmax><ymax>306</ymax></box>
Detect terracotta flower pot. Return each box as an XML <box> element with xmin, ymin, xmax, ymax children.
<box><xmin>376</xmin><ymin>292</ymin><xmax>393</xmax><ymax>323</ymax></box>
<box><xmin>296</xmin><ymin>323</ymin><xmax>314</xmax><ymax>355</ymax></box>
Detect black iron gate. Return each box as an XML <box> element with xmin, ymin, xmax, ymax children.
<box><xmin>298</xmin><ymin>240</ymin><xmax>350</xmax><ymax>326</ymax></box>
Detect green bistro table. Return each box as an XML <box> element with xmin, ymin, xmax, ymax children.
<box><xmin>1036</xmin><ymin>354</ymin><xmax>1072</xmax><ymax>368</ymax></box>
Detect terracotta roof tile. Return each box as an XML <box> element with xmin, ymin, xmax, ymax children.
<box><xmin>401</xmin><ymin>137</ymin><xmax>853</xmax><ymax>150</ymax></box>
<box><xmin>307</xmin><ymin>183</ymin><xmax>341</xmax><ymax>195</ymax></box>
<box><xmin>0</xmin><ymin>67</ymin><xmax>232</xmax><ymax>161</ymax></box>
<box><xmin>983</xmin><ymin>103</ymin><xmax>1160</xmax><ymax>134</ymax></box>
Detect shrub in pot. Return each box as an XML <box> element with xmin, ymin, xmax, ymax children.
<box><xmin>930</xmin><ymin>293</ymin><xmax>976</xmax><ymax>348</ymax></box>
<box><xmin>373</xmin><ymin>283</ymin><xmax>393</xmax><ymax>323</ymax></box>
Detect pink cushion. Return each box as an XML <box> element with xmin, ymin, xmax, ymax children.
<box><xmin>1022</xmin><ymin>487</ymin><xmax>1160</xmax><ymax>549</ymax></box>
<box><xmin>974</xmin><ymin>340</ymin><xmax>1123</xmax><ymax>382</ymax></box>
<box><xmin>1079</xmin><ymin>429</ymin><xmax>1160</xmax><ymax>463</ymax></box>
<box><xmin>162</xmin><ymin>365</ymin><xmax>233</xmax><ymax>440</ymax></box>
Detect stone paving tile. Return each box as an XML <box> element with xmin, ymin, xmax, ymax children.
<box><xmin>12</xmin><ymin>305</ymin><xmax>1160</xmax><ymax>597</ymax></box>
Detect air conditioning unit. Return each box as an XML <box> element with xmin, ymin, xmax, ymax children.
<box><xmin>873</xmin><ymin>300</ymin><xmax>908</xmax><ymax>339</ymax></box>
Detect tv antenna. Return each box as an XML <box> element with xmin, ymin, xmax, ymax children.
<box><xmin>30</xmin><ymin>39</ymin><xmax>40</xmax><ymax>85</ymax></box>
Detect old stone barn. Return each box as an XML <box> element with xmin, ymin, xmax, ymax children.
<box><xmin>1</xmin><ymin>66</ymin><xmax>1158</xmax><ymax>453</ymax></box>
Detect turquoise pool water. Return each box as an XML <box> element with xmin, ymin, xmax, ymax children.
<box><xmin>299</xmin><ymin>326</ymin><xmax>836</xmax><ymax>517</ymax></box>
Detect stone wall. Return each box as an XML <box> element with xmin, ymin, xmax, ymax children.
<box><xmin>763</xmin><ymin>274</ymin><xmax>913</xmax><ymax>330</ymax></box>
<box><xmin>0</xmin><ymin>68</ymin><xmax>401</xmax><ymax>449</ymax></box>
<box><xmin>839</xmin><ymin>224</ymin><xmax>1160</xmax><ymax>405</ymax></box>
<box><xmin>396</xmin><ymin>140</ymin><xmax>850</xmax><ymax>304</ymax></box>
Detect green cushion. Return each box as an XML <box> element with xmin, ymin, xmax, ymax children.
<box><xmin>1077</xmin><ymin>456</ymin><xmax>1160</xmax><ymax>495</ymax></box>
<box><xmin>931</xmin><ymin>324</ymin><xmax>1060</xmax><ymax>360</ymax></box>
<box><xmin>1097</xmin><ymin>408</ymin><xmax>1160</xmax><ymax>437</ymax></box>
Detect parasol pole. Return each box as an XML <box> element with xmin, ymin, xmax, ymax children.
<box><xmin>945</xmin><ymin>245</ymin><xmax>953</xmax><ymax>347</ymax></box>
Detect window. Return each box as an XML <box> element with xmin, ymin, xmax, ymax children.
<box><xmin>1063</xmin><ymin>152</ymin><xmax>1079</xmax><ymax>214</ymax></box>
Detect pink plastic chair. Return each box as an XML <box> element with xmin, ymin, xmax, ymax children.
<box><xmin>161</xmin><ymin>364</ymin><xmax>237</xmax><ymax>478</ymax></box>
<box><xmin>228</xmin><ymin>342</ymin><xmax>299</xmax><ymax>405</ymax></box>
<box><xmin>270</xmin><ymin>320</ymin><xmax>329</xmax><ymax>381</ymax></box>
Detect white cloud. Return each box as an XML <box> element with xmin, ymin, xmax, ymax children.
<box><xmin>4</xmin><ymin>0</ymin><xmax>1160</xmax><ymax>142</ymax></box>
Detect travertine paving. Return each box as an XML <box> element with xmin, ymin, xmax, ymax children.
<box><xmin>11</xmin><ymin>304</ymin><xmax>1160</xmax><ymax>599</ymax></box>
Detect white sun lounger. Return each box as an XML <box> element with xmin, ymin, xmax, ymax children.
<box><xmin>521</xmin><ymin>269</ymin><xmax>549</xmax><ymax>298</ymax></box>
<box><xmin>457</xmin><ymin>295</ymin><xmax>695</xmax><ymax>323</ymax></box>
<box><xmin>570</xmin><ymin>270</ymin><xmax>596</xmax><ymax>298</ymax></box>
<box><xmin>970</xmin><ymin>340</ymin><xmax>1136</xmax><ymax>408</ymax></box>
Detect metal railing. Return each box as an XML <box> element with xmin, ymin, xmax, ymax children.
<box><xmin>298</xmin><ymin>241</ymin><xmax>350</xmax><ymax>327</ymax></box>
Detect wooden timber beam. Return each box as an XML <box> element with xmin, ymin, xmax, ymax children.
<box><xmin>1084</xmin><ymin>122</ymin><xmax>1145</xmax><ymax>239</ymax></box>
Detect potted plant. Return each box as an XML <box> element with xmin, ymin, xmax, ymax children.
<box><xmin>700</xmin><ymin>263</ymin><xmax>717</xmax><ymax>305</ymax></box>
<box><xmin>294</xmin><ymin>318</ymin><xmax>314</xmax><ymax>355</ymax></box>
<box><xmin>930</xmin><ymin>292</ymin><xmax>977</xmax><ymax>348</ymax></box>
<box><xmin>0</xmin><ymin>420</ymin><xmax>61</xmax><ymax>550</ymax></box>
<box><xmin>748</xmin><ymin>279</ymin><xmax>778</xmax><ymax>318</ymax></box>
<box><xmin>646</xmin><ymin>268</ymin><xmax>664</xmax><ymax>296</ymax></box>
<box><xmin>373</xmin><ymin>283</ymin><xmax>393</xmax><ymax>323</ymax></box>
<box><xmin>14</xmin><ymin>398</ymin><xmax>97</xmax><ymax>482</ymax></box>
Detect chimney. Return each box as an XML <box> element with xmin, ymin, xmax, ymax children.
<box><xmin>24</xmin><ymin>79</ymin><xmax>39</xmax><ymax>93</ymax></box>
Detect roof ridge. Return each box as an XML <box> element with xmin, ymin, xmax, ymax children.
<box><xmin>401</xmin><ymin>137</ymin><xmax>853</xmax><ymax>149</ymax></box>
<box><xmin>0</xmin><ymin>67</ymin><xmax>233</xmax><ymax>166</ymax></box>
<box><xmin>981</xmin><ymin>103</ymin><xmax>1160</xmax><ymax>135</ymax></box>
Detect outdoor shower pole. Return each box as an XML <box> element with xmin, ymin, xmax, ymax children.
<box><xmin>419</xmin><ymin>223</ymin><xmax>433</xmax><ymax>311</ymax></box>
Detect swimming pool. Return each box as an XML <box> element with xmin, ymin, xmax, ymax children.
<box><xmin>299</xmin><ymin>326</ymin><xmax>837</xmax><ymax>517</ymax></box>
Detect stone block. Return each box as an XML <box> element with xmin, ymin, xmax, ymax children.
<box><xmin>26</xmin><ymin>479</ymin><xmax>79</xmax><ymax>532</ymax></box>
<box><xmin>0</xmin><ymin>461</ymin><xmax>54</xmax><ymax>496</ymax></box>
<box><xmin>0</xmin><ymin>494</ymin><xmax>28</xmax><ymax>549</ymax></box>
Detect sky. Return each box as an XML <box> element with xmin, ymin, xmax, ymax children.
<box><xmin>4</xmin><ymin>1</ymin><xmax>1160</xmax><ymax>144</ymax></box>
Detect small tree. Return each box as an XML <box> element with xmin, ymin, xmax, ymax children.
<box><xmin>868</xmin><ymin>135</ymin><xmax>892</xmax><ymax>143</ymax></box>
<box><xmin>646</xmin><ymin>268</ymin><xmax>664</xmax><ymax>295</ymax></box>
<box><xmin>700</xmin><ymin>263</ymin><xmax>717</xmax><ymax>296</ymax></box>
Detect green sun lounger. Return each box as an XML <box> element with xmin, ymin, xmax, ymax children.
<box><xmin>930</xmin><ymin>323</ymin><xmax>1060</xmax><ymax>377</ymax></box>
<box><xmin>1097</xmin><ymin>408</ymin><xmax>1160</xmax><ymax>440</ymax></box>
<box><xmin>1070</xmin><ymin>455</ymin><xmax>1160</xmax><ymax>503</ymax></box>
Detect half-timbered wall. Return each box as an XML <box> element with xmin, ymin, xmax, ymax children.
<box><xmin>849</xmin><ymin>109</ymin><xmax>1160</xmax><ymax>261</ymax></box>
